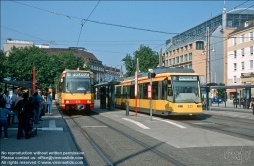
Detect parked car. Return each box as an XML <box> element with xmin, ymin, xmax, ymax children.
<box><xmin>212</xmin><ymin>97</ymin><xmax>225</xmax><ymax>104</ymax></box>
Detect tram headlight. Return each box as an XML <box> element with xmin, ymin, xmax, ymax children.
<box><xmin>66</xmin><ymin>100</ymin><xmax>69</xmax><ymax>104</ymax></box>
<box><xmin>197</xmin><ymin>105</ymin><xmax>202</xmax><ymax>108</ymax></box>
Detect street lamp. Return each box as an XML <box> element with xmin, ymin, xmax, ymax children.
<box><xmin>201</xmin><ymin>27</ymin><xmax>216</xmax><ymax>111</ymax></box>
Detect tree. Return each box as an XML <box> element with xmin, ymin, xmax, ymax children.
<box><xmin>122</xmin><ymin>45</ymin><xmax>159</xmax><ymax>77</ymax></box>
<box><xmin>0</xmin><ymin>50</ymin><xmax>6</xmax><ymax>79</ymax></box>
<box><xmin>3</xmin><ymin>46</ymin><xmax>85</xmax><ymax>90</ymax></box>
<box><xmin>217</xmin><ymin>83</ymin><xmax>226</xmax><ymax>99</ymax></box>
<box><xmin>122</xmin><ymin>54</ymin><xmax>134</xmax><ymax>77</ymax></box>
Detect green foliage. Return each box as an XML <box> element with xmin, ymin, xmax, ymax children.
<box><xmin>122</xmin><ymin>45</ymin><xmax>159</xmax><ymax>77</ymax></box>
<box><xmin>0</xmin><ymin>50</ymin><xmax>7</xmax><ymax>78</ymax></box>
<box><xmin>2</xmin><ymin>46</ymin><xmax>85</xmax><ymax>91</ymax></box>
<box><xmin>217</xmin><ymin>83</ymin><xmax>226</xmax><ymax>98</ymax></box>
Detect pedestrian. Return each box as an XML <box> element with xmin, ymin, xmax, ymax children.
<box><xmin>249</xmin><ymin>98</ymin><xmax>254</xmax><ymax>109</ymax></box>
<box><xmin>0</xmin><ymin>98</ymin><xmax>16</xmax><ymax>139</ymax></box>
<box><xmin>3</xmin><ymin>90</ymin><xmax>12</xmax><ymax>126</ymax></box>
<box><xmin>47</xmin><ymin>91</ymin><xmax>53</xmax><ymax>114</ymax></box>
<box><xmin>37</xmin><ymin>89</ymin><xmax>43</xmax><ymax>121</ymax></box>
<box><xmin>44</xmin><ymin>92</ymin><xmax>48</xmax><ymax>113</ymax></box>
<box><xmin>11</xmin><ymin>89</ymin><xmax>18</xmax><ymax>124</ymax></box>
<box><xmin>12</xmin><ymin>91</ymin><xmax>23</xmax><ymax>124</ymax></box>
<box><xmin>31</xmin><ymin>92</ymin><xmax>40</xmax><ymax>124</ymax></box>
<box><xmin>14</xmin><ymin>93</ymin><xmax>34</xmax><ymax>140</ymax></box>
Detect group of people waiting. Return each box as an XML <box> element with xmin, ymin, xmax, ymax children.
<box><xmin>0</xmin><ymin>88</ymin><xmax>52</xmax><ymax>140</ymax></box>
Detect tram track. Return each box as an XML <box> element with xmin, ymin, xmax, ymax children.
<box><xmin>189</xmin><ymin>115</ymin><xmax>254</xmax><ymax>141</ymax></box>
<box><xmin>71</xmin><ymin>116</ymin><xmax>114</xmax><ymax>166</ymax></box>
<box><xmin>70</xmin><ymin>112</ymin><xmax>185</xmax><ymax>166</ymax></box>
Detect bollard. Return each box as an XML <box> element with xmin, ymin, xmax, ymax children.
<box><xmin>126</xmin><ymin>101</ymin><xmax>129</xmax><ymax>116</ymax></box>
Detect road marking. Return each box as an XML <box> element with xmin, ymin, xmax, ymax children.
<box><xmin>81</xmin><ymin>126</ymin><xmax>107</xmax><ymax>128</ymax></box>
<box><xmin>49</xmin><ymin>120</ymin><xmax>56</xmax><ymax>128</ymax></box>
<box><xmin>153</xmin><ymin>118</ymin><xmax>186</xmax><ymax>128</ymax></box>
<box><xmin>7</xmin><ymin>120</ymin><xmax>63</xmax><ymax>131</ymax></box>
<box><xmin>41</xmin><ymin>120</ymin><xmax>63</xmax><ymax>131</ymax></box>
<box><xmin>192</xmin><ymin>122</ymin><xmax>215</xmax><ymax>125</ymax></box>
<box><xmin>122</xmin><ymin>118</ymin><xmax>150</xmax><ymax>129</ymax></box>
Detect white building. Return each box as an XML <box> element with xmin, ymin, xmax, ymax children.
<box><xmin>227</xmin><ymin>18</ymin><xmax>254</xmax><ymax>99</ymax></box>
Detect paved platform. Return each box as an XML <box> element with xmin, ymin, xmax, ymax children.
<box><xmin>0</xmin><ymin>102</ymin><xmax>87</xmax><ymax>166</ymax></box>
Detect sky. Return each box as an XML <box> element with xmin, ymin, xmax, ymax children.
<box><xmin>1</xmin><ymin>0</ymin><xmax>253</xmax><ymax>72</ymax></box>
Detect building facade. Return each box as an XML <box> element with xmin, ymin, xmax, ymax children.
<box><xmin>163</xmin><ymin>8</ymin><xmax>254</xmax><ymax>85</ymax></box>
<box><xmin>103</xmin><ymin>65</ymin><xmax>123</xmax><ymax>82</ymax></box>
<box><xmin>42</xmin><ymin>48</ymin><xmax>105</xmax><ymax>84</ymax></box>
<box><xmin>227</xmin><ymin>18</ymin><xmax>254</xmax><ymax>98</ymax></box>
<box><xmin>3</xmin><ymin>39</ymin><xmax>33</xmax><ymax>56</ymax></box>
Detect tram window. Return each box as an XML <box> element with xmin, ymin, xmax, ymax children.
<box><xmin>152</xmin><ymin>81</ymin><xmax>158</xmax><ymax>100</ymax></box>
<box><xmin>130</xmin><ymin>85</ymin><xmax>135</xmax><ymax>99</ymax></box>
<box><xmin>126</xmin><ymin>86</ymin><xmax>130</xmax><ymax>99</ymax></box>
<box><xmin>143</xmin><ymin>83</ymin><xmax>149</xmax><ymax>99</ymax></box>
<box><xmin>115</xmin><ymin>86</ymin><xmax>121</xmax><ymax>98</ymax></box>
<box><xmin>122</xmin><ymin>85</ymin><xmax>130</xmax><ymax>99</ymax></box>
<box><xmin>139</xmin><ymin>84</ymin><xmax>143</xmax><ymax>99</ymax></box>
<box><xmin>167</xmin><ymin>82</ymin><xmax>173</xmax><ymax>102</ymax></box>
<box><xmin>158</xmin><ymin>81</ymin><xmax>163</xmax><ymax>100</ymax></box>
<box><xmin>122</xmin><ymin>86</ymin><xmax>126</xmax><ymax>99</ymax></box>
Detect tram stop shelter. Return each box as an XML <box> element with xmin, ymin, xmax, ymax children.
<box><xmin>94</xmin><ymin>80</ymin><xmax>120</xmax><ymax>111</ymax></box>
<box><xmin>0</xmin><ymin>77</ymin><xmax>40</xmax><ymax>95</ymax></box>
<box><xmin>201</xmin><ymin>83</ymin><xmax>254</xmax><ymax>109</ymax></box>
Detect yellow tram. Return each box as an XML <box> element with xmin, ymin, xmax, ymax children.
<box><xmin>115</xmin><ymin>67</ymin><xmax>203</xmax><ymax>115</ymax></box>
<box><xmin>56</xmin><ymin>69</ymin><xmax>94</xmax><ymax>115</ymax></box>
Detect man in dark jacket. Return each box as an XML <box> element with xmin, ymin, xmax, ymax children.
<box><xmin>14</xmin><ymin>93</ymin><xmax>34</xmax><ymax>139</ymax></box>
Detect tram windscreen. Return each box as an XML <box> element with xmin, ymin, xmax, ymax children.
<box><xmin>171</xmin><ymin>76</ymin><xmax>201</xmax><ymax>103</ymax></box>
<box><xmin>65</xmin><ymin>77</ymin><xmax>91</xmax><ymax>93</ymax></box>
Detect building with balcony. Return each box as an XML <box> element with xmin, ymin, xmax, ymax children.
<box><xmin>163</xmin><ymin>7</ymin><xmax>254</xmax><ymax>85</ymax></box>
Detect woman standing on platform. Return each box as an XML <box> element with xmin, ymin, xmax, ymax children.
<box><xmin>46</xmin><ymin>91</ymin><xmax>52</xmax><ymax>114</ymax></box>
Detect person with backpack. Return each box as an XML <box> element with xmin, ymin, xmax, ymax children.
<box><xmin>14</xmin><ymin>93</ymin><xmax>34</xmax><ymax>140</ymax></box>
<box><xmin>0</xmin><ymin>99</ymin><xmax>16</xmax><ymax>139</ymax></box>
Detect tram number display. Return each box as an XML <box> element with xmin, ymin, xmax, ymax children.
<box><xmin>66</xmin><ymin>72</ymin><xmax>90</xmax><ymax>77</ymax></box>
<box><xmin>187</xmin><ymin>105</ymin><xmax>193</xmax><ymax>108</ymax></box>
<box><xmin>172</xmin><ymin>76</ymin><xmax>197</xmax><ymax>81</ymax></box>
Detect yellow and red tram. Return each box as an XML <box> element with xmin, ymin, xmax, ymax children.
<box><xmin>56</xmin><ymin>69</ymin><xmax>94</xmax><ymax>115</ymax></box>
<box><xmin>115</xmin><ymin>67</ymin><xmax>203</xmax><ymax>115</ymax></box>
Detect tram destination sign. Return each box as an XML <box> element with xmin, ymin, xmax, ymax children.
<box><xmin>67</xmin><ymin>72</ymin><xmax>90</xmax><ymax>77</ymax></box>
<box><xmin>173</xmin><ymin>76</ymin><xmax>198</xmax><ymax>81</ymax></box>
